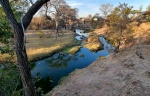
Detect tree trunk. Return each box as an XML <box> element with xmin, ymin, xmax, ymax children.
<box><xmin>56</xmin><ymin>20</ymin><xmax>59</xmax><ymax>38</ymax></box>
<box><xmin>14</xmin><ymin>25</ymin><xmax>36</xmax><ymax>96</ymax></box>
<box><xmin>0</xmin><ymin>0</ymin><xmax>50</xmax><ymax>95</ymax></box>
<box><xmin>116</xmin><ymin>40</ymin><xmax>121</xmax><ymax>53</ymax></box>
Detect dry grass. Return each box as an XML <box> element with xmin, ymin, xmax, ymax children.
<box><xmin>132</xmin><ymin>22</ymin><xmax>150</xmax><ymax>44</ymax></box>
<box><xmin>84</xmin><ymin>35</ymin><xmax>102</xmax><ymax>51</ymax></box>
<box><xmin>26</xmin><ymin>30</ymin><xmax>79</xmax><ymax>61</ymax></box>
<box><xmin>69</xmin><ymin>46</ymin><xmax>82</xmax><ymax>54</ymax></box>
<box><xmin>85</xmin><ymin>43</ymin><xmax>102</xmax><ymax>51</ymax></box>
<box><xmin>0</xmin><ymin>30</ymin><xmax>79</xmax><ymax>62</ymax></box>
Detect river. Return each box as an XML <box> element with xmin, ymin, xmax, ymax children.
<box><xmin>31</xmin><ymin>29</ymin><xmax>115</xmax><ymax>93</ymax></box>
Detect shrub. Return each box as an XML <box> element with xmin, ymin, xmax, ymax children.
<box><xmin>37</xmin><ymin>30</ymin><xmax>44</xmax><ymax>38</ymax></box>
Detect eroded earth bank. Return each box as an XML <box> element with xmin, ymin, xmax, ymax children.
<box><xmin>47</xmin><ymin>23</ymin><xmax>150</xmax><ymax>96</ymax></box>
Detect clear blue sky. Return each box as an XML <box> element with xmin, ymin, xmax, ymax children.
<box><xmin>65</xmin><ymin>0</ymin><xmax>150</xmax><ymax>17</ymax></box>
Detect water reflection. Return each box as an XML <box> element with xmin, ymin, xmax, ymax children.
<box><xmin>75</xmin><ymin>29</ymin><xmax>88</xmax><ymax>40</ymax></box>
<box><xmin>31</xmin><ymin>29</ymin><xmax>114</xmax><ymax>93</ymax></box>
<box><xmin>99</xmin><ymin>37</ymin><xmax>115</xmax><ymax>52</ymax></box>
<box><xmin>46</xmin><ymin>53</ymin><xmax>78</xmax><ymax>68</ymax></box>
<box><xmin>31</xmin><ymin>47</ymin><xmax>109</xmax><ymax>93</ymax></box>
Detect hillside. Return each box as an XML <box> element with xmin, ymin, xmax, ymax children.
<box><xmin>47</xmin><ymin>23</ymin><xmax>150</xmax><ymax>96</ymax></box>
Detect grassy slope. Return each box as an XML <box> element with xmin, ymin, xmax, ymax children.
<box><xmin>0</xmin><ymin>30</ymin><xmax>79</xmax><ymax>62</ymax></box>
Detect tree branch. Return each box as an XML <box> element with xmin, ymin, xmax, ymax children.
<box><xmin>22</xmin><ymin>0</ymin><xmax>50</xmax><ymax>30</ymax></box>
<box><xmin>29</xmin><ymin>0</ymin><xmax>33</xmax><ymax>4</ymax></box>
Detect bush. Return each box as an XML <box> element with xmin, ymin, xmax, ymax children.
<box><xmin>0</xmin><ymin>64</ymin><xmax>22</xmax><ymax>96</ymax></box>
<box><xmin>37</xmin><ymin>30</ymin><xmax>44</xmax><ymax>38</ymax></box>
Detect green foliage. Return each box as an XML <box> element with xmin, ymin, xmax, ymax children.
<box><xmin>0</xmin><ymin>7</ymin><xmax>14</xmax><ymax>56</ymax></box>
<box><xmin>107</xmin><ymin>3</ymin><xmax>134</xmax><ymax>52</ymax></box>
<box><xmin>0</xmin><ymin>64</ymin><xmax>22</xmax><ymax>96</ymax></box>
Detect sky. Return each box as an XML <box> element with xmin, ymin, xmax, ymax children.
<box><xmin>65</xmin><ymin>0</ymin><xmax>150</xmax><ymax>17</ymax></box>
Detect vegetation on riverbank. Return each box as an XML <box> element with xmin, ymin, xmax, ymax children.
<box><xmin>69</xmin><ymin>46</ymin><xmax>82</xmax><ymax>54</ymax></box>
<box><xmin>1</xmin><ymin>1</ymin><xmax>150</xmax><ymax>95</ymax></box>
<box><xmin>0</xmin><ymin>30</ymin><xmax>80</xmax><ymax>62</ymax></box>
<box><xmin>84</xmin><ymin>35</ymin><xmax>103</xmax><ymax>51</ymax></box>
<box><xmin>47</xmin><ymin>21</ymin><xmax>150</xmax><ymax>96</ymax></box>
<box><xmin>26</xmin><ymin>30</ymin><xmax>80</xmax><ymax>61</ymax></box>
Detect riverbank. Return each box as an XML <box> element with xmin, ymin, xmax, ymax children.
<box><xmin>47</xmin><ymin>23</ymin><xmax>150</xmax><ymax>96</ymax></box>
<box><xmin>0</xmin><ymin>30</ymin><xmax>80</xmax><ymax>62</ymax></box>
<box><xmin>26</xmin><ymin>30</ymin><xmax>80</xmax><ymax>61</ymax></box>
<box><xmin>47</xmin><ymin>39</ymin><xmax>150</xmax><ymax>96</ymax></box>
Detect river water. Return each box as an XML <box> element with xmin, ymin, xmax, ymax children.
<box><xmin>31</xmin><ymin>29</ymin><xmax>114</xmax><ymax>93</ymax></box>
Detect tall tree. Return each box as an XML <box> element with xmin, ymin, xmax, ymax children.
<box><xmin>108</xmin><ymin>3</ymin><xmax>133</xmax><ymax>52</ymax></box>
<box><xmin>0</xmin><ymin>0</ymin><xmax>50</xmax><ymax>96</ymax></box>
<box><xmin>99</xmin><ymin>3</ymin><xmax>113</xmax><ymax>27</ymax></box>
<box><xmin>45</xmin><ymin>0</ymin><xmax>67</xmax><ymax>37</ymax></box>
<box><xmin>99</xmin><ymin>3</ymin><xmax>113</xmax><ymax>19</ymax></box>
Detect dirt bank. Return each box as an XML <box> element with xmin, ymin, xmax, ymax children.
<box><xmin>46</xmin><ymin>23</ymin><xmax>150</xmax><ymax>96</ymax></box>
<box><xmin>47</xmin><ymin>42</ymin><xmax>150</xmax><ymax>96</ymax></box>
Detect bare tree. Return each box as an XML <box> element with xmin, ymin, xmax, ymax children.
<box><xmin>0</xmin><ymin>0</ymin><xmax>50</xmax><ymax>96</ymax></box>
<box><xmin>99</xmin><ymin>3</ymin><xmax>113</xmax><ymax>27</ymax></box>
<box><xmin>100</xmin><ymin>3</ymin><xmax>113</xmax><ymax>19</ymax></box>
<box><xmin>45</xmin><ymin>0</ymin><xmax>67</xmax><ymax>38</ymax></box>
<box><xmin>45</xmin><ymin>0</ymin><xmax>78</xmax><ymax>37</ymax></box>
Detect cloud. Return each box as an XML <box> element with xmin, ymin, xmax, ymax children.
<box><xmin>66</xmin><ymin>0</ymin><xmax>84</xmax><ymax>7</ymax></box>
<box><xmin>66</xmin><ymin>0</ymin><xmax>100</xmax><ymax>17</ymax></box>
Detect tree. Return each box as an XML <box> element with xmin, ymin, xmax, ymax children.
<box><xmin>45</xmin><ymin>0</ymin><xmax>67</xmax><ymax>37</ymax></box>
<box><xmin>99</xmin><ymin>3</ymin><xmax>113</xmax><ymax>27</ymax></box>
<box><xmin>0</xmin><ymin>0</ymin><xmax>50</xmax><ymax>96</ymax></box>
<box><xmin>108</xmin><ymin>3</ymin><xmax>133</xmax><ymax>52</ymax></box>
<box><xmin>45</xmin><ymin>0</ymin><xmax>78</xmax><ymax>36</ymax></box>
<box><xmin>99</xmin><ymin>3</ymin><xmax>113</xmax><ymax>19</ymax></box>
<box><xmin>146</xmin><ymin>5</ymin><xmax>150</xmax><ymax>11</ymax></box>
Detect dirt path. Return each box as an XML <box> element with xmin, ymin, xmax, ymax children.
<box><xmin>47</xmin><ymin>43</ymin><xmax>150</xmax><ymax>96</ymax></box>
